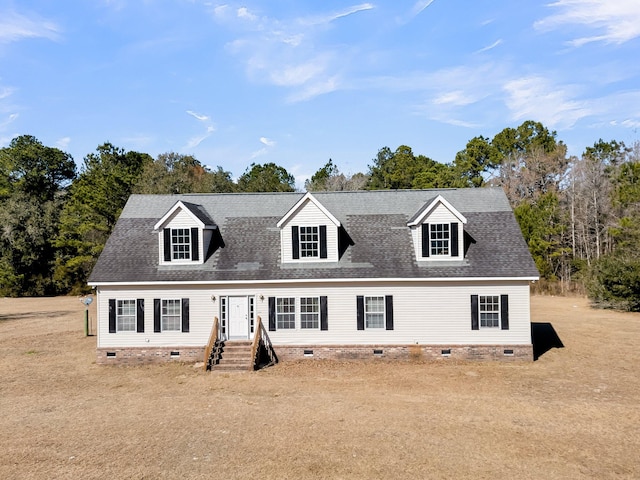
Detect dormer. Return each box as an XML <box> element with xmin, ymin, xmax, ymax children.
<box><xmin>407</xmin><ymin>195</ymin><xmax>467</xmax><ymax>262</ymax></box>
<box><xmin>277</xmin><ymin>193</ymin><xmax>341</xmax><ymax>263</ymax></box>
<box><xmin>153</xmin><ymin>201</ymin><xmax>217</xmax><ymax>265</ymax></box>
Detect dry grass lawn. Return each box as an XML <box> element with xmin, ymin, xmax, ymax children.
<box><xmin>0</xmin><ymin>295</ymin><xmax>639</xmax><ymax>479</ymax></box>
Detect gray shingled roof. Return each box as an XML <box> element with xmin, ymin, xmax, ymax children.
<box><xmin>89</xmin><ymin>188</ymin><xmax>539</xmax><ymax>284</ymax></box>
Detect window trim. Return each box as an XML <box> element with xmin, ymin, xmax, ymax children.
<box><xmin>116</xmin><ymin>299</ymin><xmax>136</xmax><ymax>332</ymax></box>
<box><xmin>161</xmin><ymin>298</ymin><xmax>182</xmax><ymax>332</ymax></box>
<box><xmin>162</xmin><ymin>227</ymin><xmax>200</xmax><ymax>264</ymax></box>
<box><xmin>479</xmin><ymin>295</ymin><xmax>500</xmax><ymax>328</ymax></box>
<box><xmin>364</xmin><ymin>295</ymin><xmax>385</xmax><ymax>329</ymax></box>
<box><xmin>300</xmin><ymin>296</ymin><xmax>320</xmax><ymax>330</ymax></box>
<box><xmin>275</xmin><ymin>297</ymin><xmax>296</xmax><ymax>330</ymax></box>
<box><xmin>299</xmin><ymin>226</ymin><xmax>319</xmax><ymax>258</ymax></box>
<box><xmin>171</xmin><ymin>228</ymin><xmax>191</xmax><ymax>260</ymax></box>
<box><xmin>429</xmin><ymin>223</ymin><xmax>450</xmax><ymax>256</ymax></box>
<box><xmin>471</xmin><ymin>294</ymin><xmax>509</xmax><ymax>331</ymax></box>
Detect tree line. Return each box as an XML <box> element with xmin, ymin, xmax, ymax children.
<box><xmin>1</xmin><ymin>122</ymin><xmax>639</xmax><ymax>310</ymax></box>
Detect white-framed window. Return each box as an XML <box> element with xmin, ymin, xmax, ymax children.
<box><xmin>220</xmin><ymin>296</ymin><xmax>227</xmax><ymax>336</ymax></box>
<box><xmin>116</xmin><ymin>299</ymin><xmax>136</xmax><ymax>332</ymax></box>
<box><xmin>300</xmin><ymin>297</ymin><xmax>320</xmax><ymax>329</ymax></box>
<box><xmin>249</xmin><ymin>296</ymin><xmax>255</xmax><ymax>334</ymax></box>
<box><xmin>299</xmin><ymin>226</ymin><xmax>319</xmax><ymax>258</ymax></box>
<box><xmin>365</xmin><ymin>296</ymin><xmax>385</xmax><ymax>329</ymax></box>
<box><xmin>162</xmin><ymin>299</ymin><xmax>182</xmax><ymax>331</ymax></box>
<box><xmin>479</xmin><ymin>295</ymin><xmax>500</xmax><ymax>328</ymax></box>
<box><xmin>430</xmin><ymin>223</ymin><xmax>449</xmax><ymax>256</ymax></box>
<box><xmin>172</xmin><ymin>228</ymin><xmax>191</xmax><ymax>260</ymax></box>
<box><xmin>276</xmin><ymin>297</ymin><xmax>296</xmax><ymax>329</ymax></box>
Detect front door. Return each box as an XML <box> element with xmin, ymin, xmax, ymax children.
<box><xmin>228</xmin><ymin>296</ymin><xmax>249</xmax><ymax>339</ymax></box>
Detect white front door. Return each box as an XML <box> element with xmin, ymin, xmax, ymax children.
<box><xmin>228</xmin><ymin>296</ymin><xmax>249</xmax><ymax>339</ymax></box>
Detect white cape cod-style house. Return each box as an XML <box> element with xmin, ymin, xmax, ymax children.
<box><xmin>88</xmin><ymin>188</ymin><xmax>539</xmax><ymax>367</ymax></box>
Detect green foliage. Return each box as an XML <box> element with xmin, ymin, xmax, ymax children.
<box><xmin>451</xmin><ymin>136</ymin><xmax>501</xmax><ymax>187</ymax></box>
<box><xmin>0</xmin><ymin>193</ymin><xmax>63</xmax><ymax>296</ymax></box>
<box><xmin>0</xmin><ymin>135</ymin><xmax>76</xmax><ymax>202</ymax></box>
<box><xmin>587</xmin><ymin>255</ymin><xmax>640</xmax><ymax>311</ymax></box>
<box><xmin>134</xmin><ymin>153</ymin><xmax>235</xmax><ymax>194</ymax></box>
<box><xmin>514</xmin><ymin>192</ymin><xmax>569</xmax><ymax>281</ymax></box>
<box><xmin>367</xmin><ymin>145</ymin><xmax>454</xmax><ymax>190</ymax></box>
<box><xmin>237</xmin><ymin>163</ymin><xmax>295</xmax><ymax>192</ymax></box>
<box><xmin>54</xmin><ymin>143</ymin><xmax>152</xmax><ymax>293</ymax></box>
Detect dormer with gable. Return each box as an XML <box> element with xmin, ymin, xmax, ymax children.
<box><xmin>407</xmin><ymin>195</ymin><xmax>467</xmax><ymax>262</ymax></box>
<box><xmin>154</xmin><ymin>200</ymin><xmax>218</xmax><ymax>265</ymax></box>
<box><xmin>277</xmin><ymin>193</ymin><xmax>341</xmax><ymax>263</ymax></box>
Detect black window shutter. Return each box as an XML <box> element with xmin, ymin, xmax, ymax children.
<box><xmin>500</xmin><ymin>294</ymin><xmax>509</xmax><ymax>330</ymax></box>
<box><xmin>191</xmin><ymin>227</ymin><xmax>199</xmax><ymax>261</ymax></box>
<box><xmin>450</xmin><ymin>222</ymin><xmax>459</xmax><ymax>257</ymax></box>
<box><xmin>319</xmin><ymin>225</ymin><xmax>327</xmax><ymax>259</ymax></box>
<box><xmin>154</xmin><ymin>299</ymin><xmax>161</xmax><ymax>332</ymax></box>
<box><xmin>108</xmin><ymin>299</ymin><xmax>116</xmax><ymax>333</ymax></box>
<box><xmin>268</xmin><ymin>297</ymin><xmax>276</xmax><ymax>331</ymax></box>
<box><xmin>320</xmin><ymin>296</ymin><xmax>328</xmax><ymax>331</ymax></box>
<box><xmin>292</xmin><ymin>226</ymin><xmax>300</xmax><ymax>259</ymax></box>
<box><xmin>471</xmin><ymin>295</ymin><xmax>479</xmax><ymax>330</ymax></box>
<box><xmin>421</xmin><ymin>223</ymin><xmax>430</xmax><ymax>257</ymax></box>
<box><xmin>356</xmin><ymin>296</ymin><xmax>364</xmax><ymax>330</ymax></box>
<box><xmin>163</xmin><ymin>228</ymin><xmax>172</xmax><ymax>262</ymax></box>
<box><xmin>136</xmin><ymin>299</ymin><xmax>145</xmax><ymax>333</ymax></box>
<box><xmin>181</xmin><ymin>298</ymin><xmax>190</xmax><ymax>332</ymax></box>
<box><xmin>385</xmin><ymin>295</ymin><xmax>394</xmax><ymax>330</ymax></box>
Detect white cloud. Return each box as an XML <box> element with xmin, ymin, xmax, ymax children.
<box><xmin>55</xmin><ymin>136</ymin><xmax>71</xmax><ymax>150</ymax></box>
<box><xmin>260</xmin><ymin>137</ymin><xmax>276</xmax><ymax>147</ymax></box>
<box><xmin>184</xmin><ymin>125</ymin><xmax>215</xmax><ymax>150</ymax></box>
<box><xmin>475</xmin><ymin>39</ymin><xmax>502</xmax><ymax>54</ymax></box>
<box><xmin>186</xmin><ymin>110</ymin><xmax>210</xmax><ymax>122</ymax></box>
<box><xmin>0</xmin><ymin>87</ymin><xmax>15</xmax><ymax>100</ymax></box>
<box><xmin>535</xmin><ymin>0</ymin><xmax>640</xmax><ymax>46</ymax></box>
<box><xmin>432</xmin><ymin>90</ymin><xmax>477</xmax><ymax>106</ymax></box>
<box><xmin>0</xmin><ymin>113</ymin><xmax>18</xmax><ymax>129</ymax></box>
<box><xmin>299</xmin><ymin>3</ymin><xmax>374</xmax><ymax>26</ymax></box>
<box><xmin>503</xmin><ymin>76</ymin><xmax>591</xmax><ymax>128</ymax></box>
<box><xmin>0</xmin><ymin>10</ymin><xmax>61</xmax><ymax>44</ymax></box>
<box><xmin>269</xmin><ymin>58</ymin><xmax>329</xmax><ymax>87</ymax></box>
<box><xmin>237</xmin><ymin>7</ymin><xmax>257</xmax><ymax>22</ymax></box>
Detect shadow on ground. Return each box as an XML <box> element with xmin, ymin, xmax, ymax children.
<box><xmin>531</xmin><ymin>322</ymin><xmax>564</xmax><ymax>360</ymax></box>
<box><xmin>0</xmin><ymin>311</ymin><xmax>76</xmax><ymax>322</ymax></box>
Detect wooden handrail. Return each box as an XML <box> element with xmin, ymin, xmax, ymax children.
<box><xmin>249</xmin><ymin>316</ymin><xmax>262</xmax><ymax>370</ymax></box>
<box><xmin>250</xmin><ymin>315</ymin><xmax>277</xmax><ymax>370</ymax></box>
<box><xmin>203</xmin><ymin>316</ymin><xmax>220</xmax><ymax>371</ymax></box>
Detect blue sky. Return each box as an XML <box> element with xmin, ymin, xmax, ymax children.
<box><xmin>1</xmin><ymin>1</ymin><xmax>639</xmax><ymax>187</ymax></box>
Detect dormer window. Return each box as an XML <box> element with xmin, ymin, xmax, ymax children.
<box><xmin>171</xmin><ymin>228</ymin><xmax>192</xmax><ymax>260</ymax></box>
<box><xmin>163</xmin><ymin>227</ymin><xmax>199</xmax><ymax>262</ymax></box>
<box><xmin>429</xmin><ymin>223</ymin><xmax>450</xmax><ymax>256</ymax></box>
<box><xmin>408</xmin><ymin>195</ymin><xmax>467</xmax><ymax>262</ymax></box>
<box><xmin>154</xmin><ymin>201</ymin><xmax>216</xmax><ymax>266</ymax></box>
<box><xmin>278</xmin><ymin>193</ymin><xmax>341</xmax><ymax>263</ymax></box>
<box><xmin>300</xmin><ymin>226</ymin><xmax>319</xmax><ymax>258</ymax></box>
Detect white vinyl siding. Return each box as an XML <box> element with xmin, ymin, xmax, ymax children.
<box><xmin>96</xmin><ymin>282</ymin><xmax>532</xmax><ymax>349</ymax></box>
<box><xmin>280</xmin><ymin>199</ymin><xmax>338</xmax><ymax>263</ymax></box>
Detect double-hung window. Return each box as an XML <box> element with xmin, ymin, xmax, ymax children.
<box><xmin>479</xmin><ymin>295</ymin><xmax>500</xmax><ymax>328</ymax></box>
<box><xmin>116</xmin><ymin>299</ymin><xmax>136</xmax><ymax>332</ymax></box>
<box><xmin>276</xmin><ymin>298</ymin><xmax>296</xmax><ymax>329</ymax></box>
<box><xmin>162</xmin><ymin>299</ymin><xmax>182</xmax><ymax>331</ymax></box>
<box><xmin>171</xmin><ymin>228</ymin><xmax>191</xmax><ymax>260</ymax></box>
<box><xmin>300</xmin><ymin>297</ymin><xmax>320</xmax><ymax>329</ymax></box>
<box><xmin>299</xmin><ymin>226</ymin><xmax>319</xmax><ymax>258</ymax></box>
<box><xmin>430</xmin><ymin>223</ymin><xmax>450</xmax><ymax>256</ymax></box>
<box><xmin>365</xmin><ymin>296</ymin><xmax>385</xmax><ymax>329</ymax></box>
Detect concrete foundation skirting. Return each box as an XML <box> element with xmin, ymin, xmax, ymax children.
<box><xmin>97</xmin><ymin>343</ymin><xmax>532</xmax><ymax>364</ymax></box>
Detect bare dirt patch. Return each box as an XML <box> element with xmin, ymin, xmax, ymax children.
<box><xmin>1</xmin><ymin>295</ymin><xmax>639</xmax><ymax>479</ymax></box>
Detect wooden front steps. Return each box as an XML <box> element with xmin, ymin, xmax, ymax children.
<box><xmin>211</xmin><ymin>340</ymin><xmax>253</xmax><ymax>372</ymax></box>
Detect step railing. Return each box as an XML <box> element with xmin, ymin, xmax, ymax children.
<box><xmin>203</xmin><ymin>316</ymin><xmax>221</xmax><ymax>371</ymax></box>
<box><xmin>250</xmin><ymin>315</ymin><xmax>278</xmax><ymax>370</ymax></box>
